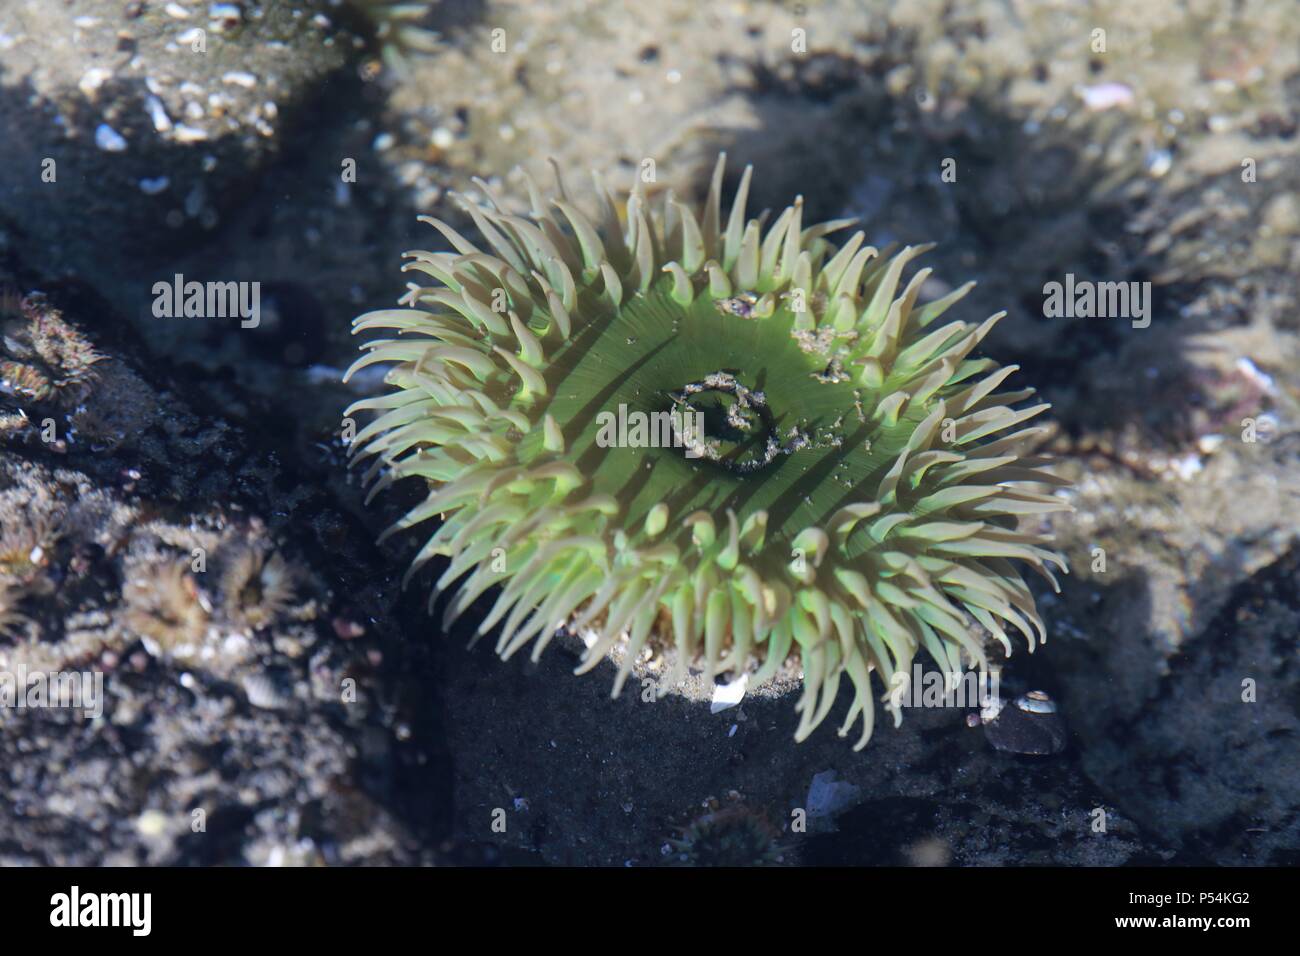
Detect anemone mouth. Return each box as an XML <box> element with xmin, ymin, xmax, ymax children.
<box><xmin>665</xmin><ymin>373</ymin><xmax>781</xmax><ymax>475</ymax></box>
<box><xmin>533</xmin><ymin>281</ymin><xmax>915</xmax><ymax>558</ymax></box>
<box><xmin>344</xmin><ymin>154</ymin><xmax>1071</xmax><ymax>751</ymax></box>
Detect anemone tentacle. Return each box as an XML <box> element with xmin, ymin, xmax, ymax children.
<box><xmin>347</xmin><ymin>154</ymin><xmax>1070</xmax><ymax>750</ymax></box>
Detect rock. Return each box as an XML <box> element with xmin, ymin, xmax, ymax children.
<box><xmin>0</xmin><ymin>0</ymin><xmax>352</xmax><ymax>284</ymax></box>
<box><xmin>1067</xmin><ymin>545</ymin><xmax>1300</xmax><ymax>864</ymax></box>
<box><xmin>0</xmin><ymin>284</ymin><xmax>449</xmax><ymax>864</ymax></box>
<box><xmin>3</xmin><ymin>0</ymin><xmax>1300</xmax><ymax>868</ymax></box>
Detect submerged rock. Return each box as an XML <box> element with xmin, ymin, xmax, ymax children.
<box><xmin>0</xmin><ymin>284</ymin><xmax>449</xmax><ymax>864</ymax></box>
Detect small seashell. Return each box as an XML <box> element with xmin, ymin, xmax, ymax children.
<box><xmin>208</xmin><ymin>3</ymin><xmax>242</xmax><ymax>30</ymax></box>
<box><xmin>710</xmin><ymin>673</ymin><xmax>747</xmax><ymax>713</ymax></box>
<box><xmin>221</xmin><ymin>71</ymin><xmax>257</xmax><ymax>89</ymax></box>
<box><xmin>1075</xmin><ymin>82</ymin><xmax>1134</xmax><ymax>112</ymax></box>
<box><xmin>172</xmin><ymin>124</ymin><xmax>209</xmax><ymax>143</ymax></box>
<box><xmin>94</xmin><ymin>124</ymin><xmax>128</xmax><ymax>152</ymax></box>
<box><xmin>1145</xmin><ymin>149</ymin><xmax>1173</xmax><ymax>178</ymax></box>
<box><xmin>980</xmin><ymin>690</ymin><xmax>1067</xmax><ymax>755</ymax></box>
<box><xmin>242</xmin><ymin>670</ymin><xmax>293</xmax><ymax>710</ymax></box>
<box><xmin>331</xmin><ymin>616</ymin><xmax>365</xmax><ymax>639</ymax></box>
<box><xmin>78</xmin><ymin>67</ymin><xmax>113</xmax><ymax>98</ymax></box>
<box><xmin>144</xmin><ymin>95</ymin><xmax>172</xmax><ymax>132</ymax></box>
<box><xmin>1014</xmin><ymin>689</ymin><xmax>1057</xmax><ymax>714</ymax></box>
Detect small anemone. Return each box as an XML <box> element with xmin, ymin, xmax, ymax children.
<box><xmin>346</xmin><ymin>154</ymin><xmax>1071</xmax><ymax>750</ymax></box>
<box><xmin>123</xmin><ymin>560</ymin><xmax>209</xmax><ymax>655</ymax></box>
<box><xmin>344</xmin><ymin>0</ymin><xmax>441</xmax><ymax>71</ymax></box>
<box><xmin>0</xmin><ymin>582</ymin><xmax>33</xmax><ymax>641</ymax></box>
<box><xmin>219</xmin><ymin>545</ymin><xmax>299</xmax><ymax>633</ymax></box>
<box><xmin>0</xmin><ymin>293</ymin><xmax>105</xmax><ymax>408</ymax></box>
<box><xmin>666</xmin><ymin>803</ymin><xmax>791</xmax><ymax>867</ymax></box>
<box><xmin>69</xmin><ymin>405</ymin><xmax>127</xmax><ymax>451</ymax></box>
<box><xmin>0</xmin><ymin>508</ymin><xmax>60</xmax><ymax>591</ymax></box>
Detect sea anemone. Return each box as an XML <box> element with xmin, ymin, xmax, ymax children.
<box><xmin>0</xmin><ymin>583</ymin><xmax>32</xmax><ymax>641</ymax></box>
<box><xmin>0</xmin><ymin>507</ymin><xmax>60</xmax><ymax>591</ymax></box>
<box><xmin>219</xmin><ymin>545</ymin><xmax>300</xmax><ymax>633</ymax></box>
<box><xmin>343</xmin><ymin>0</ymin><xmax>441</xmax><ymax>71</ymax></box>
<box><xmin>123</xmin><ymin>560</ymin><xmax>210</xmax><ymax>656</ymax></box>
<box><xmin>0</xmin><ymin>293</ymin><xmax>105</xmax><ymax>408</ymax></box>
<box><xmin>666</xmin><ymin>802</ymin><xmax>791</xmax><ymax>867</ymax></box>
<box><xmin>345</xmin><ymin>154</ymin><xmax>1069</xmax><ymax>749</ymax></box>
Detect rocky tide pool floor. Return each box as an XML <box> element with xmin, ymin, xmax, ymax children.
<box><xmin>0</xmin><ymin>0</ymin><xmax>1297</xmax><ymax>865</ymax></box>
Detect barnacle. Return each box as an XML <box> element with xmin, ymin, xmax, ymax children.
<box><xmin>219</xmin><ymin>545</ymin><xmax>299</xmax><ymax>633</ymax></box>
<box><xmin>346</xmin><ymin>154</ymin><xmax>1070</xmax><ymax>749</ymax></box>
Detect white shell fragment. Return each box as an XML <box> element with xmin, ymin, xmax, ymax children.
<box><xmin>94</xmin><ymin>124</ymin><xmax>127</xmax><ymax>152</ymax></box>
<box><xmin>78</xmin><ymin>67</ymin><xmax>112</xmax><ymax>98</ymax></box>
<box><xmin>979</xmin><ymin>689</ymin><xmax>1067</xmax><ymax>755</ymax></box>
<box><xmin>1015</xmin><ymin>690</ymin><xmax>1058</xmax><ymax>714</ymax></box>
<box><xmin>709</xmin><ymin>673</ymin><xmax>748</xmax><ymax>714</ymax></box>
<box><xmin>1075</xmin><ymin>82</ymin><xmax>1134</xmax><ymax>112</ymax></box>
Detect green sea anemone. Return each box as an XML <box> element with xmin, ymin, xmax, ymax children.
<box><xmin>344</xmin><ymin>155</ymin><xmax>1069</xmax><ymax>749</ymax></box>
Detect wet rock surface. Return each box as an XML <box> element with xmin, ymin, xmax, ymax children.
<box><xmin>0</xmin><ymin>0</ymin><xmax>356</xmax><ymax>280</ymax></box>
<box><xmin>0</xmin><ymin>290</ymin><xmax>450</xmax><ymax>865</ymax></box>
<box><xmin>1063</xmin><ymin>544</ymin><xmax>1300</xmax><ymax>865</ymax></box>
<box><xmin>0</xmin><ymin>0</ymin><xmax>1297</xmax><ymax>865</ymax></box>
